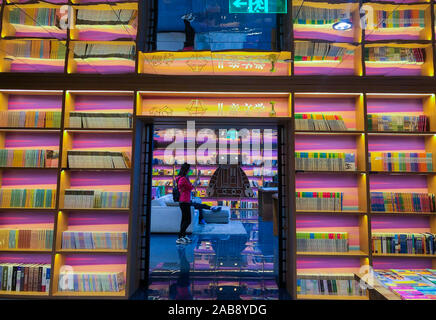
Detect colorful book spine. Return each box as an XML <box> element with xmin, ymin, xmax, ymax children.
<box><xmin>296</xmin><ymin>231</ymin><xmax>349</xmax><ymax>252</ymax></box>
<box><xmin>67</xmin><ymin>151</ymin><xmax>130</xmax><ymax>169</ymax></box>
<box><xmin>0</xmin><ymin>189</ymin><xmax>56</xmax><ymax>208</ymax></box>
<box><xmin>0</xmin><ymin>229</ymin><xmax>53</xmax><ymax>249</ymax></box>
<box><xmin>68</xmin><ymin>112</ymin><xmax>132</xmax><ymax>129</ymax></box>
<box><xmin>0</xmin><ymin>111</ymin><xmax>61</xmax><ymax>128</ymax></box>
<box><xmin>294</xmin><ymin>42</ymin><xmax>346</xmax><ymax>61</ymax></box>
<box><xmin>372</xmin><ymin>233</ymin><xmax>436</xmax><ymax>255</ymax></box>
<box><xmin>57</xmin><ymin>271</ymin><xmax>125</xmax><ymax>292</ymax></box>
<box><xmin>0</xmin><ymin>149</ymin><xmax>59</xmax><ymax>168</ymax></box>
<box><xmin>295</xmin><ymin>152</ymin><xmax>356</xmax><ymax>171</ymax></box>
<box><xmin>374</xmin><ymin>9</ymin><xmax>425</xmax><ymax>29</ymax></box>
<box><xmin>61</xmin><ymin>231</ymin><xmax>128</xmax><ymax>250</ymax></box>
<box><xmin>0</xmin><ymin>264</ymin><xmax>51</xmax><ymax>293</ymax></box>
<box><xmin>368</xmin><ymin>152</ymin><xmax>433</xmax><ymax>172</ymax></box>
<box><xmin>297</xmin><ymin>273</ymin><xmax>366</xmax><ymax>296</ymax></box>
<box><xmin>295</xmin><ymin>114</ymin><xmax>348</xmax><ymax>131</ymax></box>
<box><xmin>370</xmin><ymin>192</ymin><xmax>435</xmax><ymax>213</ymax></box>
<box><xmin>296</xmin><ymin>192</ymin><xmax>344</xmax><ymax>211</ymax></box>
<box><xmin>367</xmin><ymin>114</ymin><xmax>428</xmax><ymax>132</ymax></box>
<box><xmin>63</xmin><ymin>189</ymin><xmax>130</xmax><ymax>209</ymax></box>
<box><xmin>365</xmin><ymin>47</ymin><xmax>425</xmax><ymax>64</ymax></box>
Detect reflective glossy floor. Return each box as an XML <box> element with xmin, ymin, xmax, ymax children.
<box><xmin>136</xmin><ymin>210</ymin><xmax>289</xmax><ymax>300</ymax></box>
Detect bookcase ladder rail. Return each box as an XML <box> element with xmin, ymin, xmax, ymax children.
<box><xmin>138</xmin><ymin>121</ymin><xmax>154</xmax><ymax>292</ymax></box>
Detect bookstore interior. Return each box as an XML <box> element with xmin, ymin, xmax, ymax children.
<box><xmin>2</xmin><ymin>0</ymin><xmax>436</xmax><ymax>301</ymax></box>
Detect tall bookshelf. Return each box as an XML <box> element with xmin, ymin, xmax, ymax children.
<box><xmin>0</xmin><ymin>89</ymin><xmax>136</xmax><ymax>299</ymax></box>
<box><xmin>292</xmin><ymin>92</ymin><xmax>436</xmax><ymax>300</ymax></box>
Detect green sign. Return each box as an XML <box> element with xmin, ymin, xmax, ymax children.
<box><xmin>229</xmin><ymin>0</ymin><xmax>287</xmax><ymax>14</ymax></box>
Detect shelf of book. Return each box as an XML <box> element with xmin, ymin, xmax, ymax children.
<box><xmin>67</xmin><ymin>40</ymin><xmax>136</xmax><ymax>74</ymax></box>
<box><xmin>1</xmin><ymin>3</ymin><xmax>67</xmax><ymax>40</ymax></box>
<box><xmin>292</xmin><ymin>1</ymin><xmax>361</xmax><ymax>43</ymax></box>
<box><xmin>364</xmin><ymin>42</ymin><xmax>433</xmax><ymax>76</ymax></box>
<box><xmin>69</xmin><ymin>3</ymin><xmax>137</xmax><ymax>42</ymax></box>
<box><xmin>363</xmin><ymin>3</ymin><xmax>432</xmax><ymax>41</ymax></box>
<box><xmin>296</xmin><ymin>251</ymin><xmax>368</xmax><ymax>257</ymax></box>
<box><xmin>294</xmin><ymin>41</ymin><xmax>362</xmax><ymax>76</ymax></box>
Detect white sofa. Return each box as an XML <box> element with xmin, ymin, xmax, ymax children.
<box><xmin>150</xmin><ymin>195</ymin><xmax>199</xmax><ymax>234</ymax></box>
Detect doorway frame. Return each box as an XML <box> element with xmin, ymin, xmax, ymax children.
<box><xmin>133</xmin><ymin>116</ymin><xmax>296</xmax><ymax>299</ymax></box>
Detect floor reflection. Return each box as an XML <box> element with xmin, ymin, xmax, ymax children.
<box><xmin>146</xmin><ymin>211</ymin><xmax>284</xmax><ymax>300</ymax></box>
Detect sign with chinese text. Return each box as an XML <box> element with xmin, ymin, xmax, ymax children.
<box><xmin>229</xmin><ymin>0</ymin><xmax>287</xmax><ymax>14</ymax></box>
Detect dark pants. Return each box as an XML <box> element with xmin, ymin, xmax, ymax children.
<box><xmin>191</xmin><ymin>202</ymin><xmax>211</xmax><ymax>221</ymax></box>
<box><xmin>178</xmin><ymin>202</ymin><xmax>192</xmax><ymax>238</ymax></box>
<box><xmin>183</xmin><ymin>20</ymin><xmax>195</xmax><ymax>49</ymax></box>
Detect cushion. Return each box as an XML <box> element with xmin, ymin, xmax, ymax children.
<box><xmin>159</xmin><ymin>194</ymin><xmax>179</xmax><ymax>207</ymax></box>
<box><xmin>151</xmin><ymin>198</ymin><xmax>167</xmax><ymax>207</ymax></box>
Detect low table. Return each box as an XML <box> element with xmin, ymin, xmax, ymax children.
<box><xmin>202</xmin><ymin>206</ymin><xmax>231</xmax><ymax>224</ymax></box>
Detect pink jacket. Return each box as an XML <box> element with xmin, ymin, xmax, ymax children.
<box><xmin>176</xmin><ymin>176</ymin><xmax>193</xmax><ymax>203</ymax></box>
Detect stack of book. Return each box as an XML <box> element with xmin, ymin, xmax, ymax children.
<box><xmin>76</xmin><ymin>9</ymin><xmax>135</xmax><ymax>26</ymax></box>
<box><xmin>67</xmin><ymin>151</ymin><xmax>131</xmax><ymax>168</ymax></box>
<box><xmin>296</xmin><ymin>192</ymin><xmax>344</xmax><ymax>211</ymax></box>
<box><xmin>375</xmin><ymin>269</ymin><xmax>436</xmax><ymax>300</ymax></box>
<box><xmin>370</xmin><ymin>192</ymin><xmax>435</xmax><ymax>212</ymax></box>
<box><xmin>63</xmin><ymin>190</ymin><xmax>130</xmax><ymax>209</ymax></box>
<box><xmin>0</xmin><ymin>229</ymin><xmax>53</xmax><ymax>249</ymax></box>
<box><xmin>61</xmin><ymin>231</ymin><xmax>128</xmax><ymax>250</ymax></box>
<box><xmin>365</xmin><ymin>47</ymin><xmax>425</xmax><ymax>64</ymax></box>
<box><xmin>295</xmin><ymin>152</ymin><xmax>356</xmax><ymax>171</ymax></box>
<box><xmin>0</xmin><ymin>263</ymin><xmax>51</xmax><ymax>292</ymax></box>
<box><xmin>296</xmin><ymin>231</ymin><xmax>349</xmax><ymax>252</ymax></box>
<box><xmin>0</xmin><ymin>149</ymin><xmax>59</xmax><ymax>168</ymax></box>
<box><xmin>297</xmin><ymin>273</ymin><xmax>367</xmax><ymax>296</ymax></box>
<box><xmin>73</xmin><ymin>43</ymin><xmax>136</xmax><ymax>60</ymax></box>
<box><xmin>294</xmin><ymin>42</ymin><xmax>346</xmax><ymax>62</ymax></box>
<box><xmin>367</xmin><ymin>114</ymin><xmax>428</xmax><ymax>132</ymax></box>
<box><xmin>58</xmin><ymin>271</ymin><xmax>125</xmax><ymax>292</ymax></box>
<box><xmin>0</xmin><ymin>110</ymin><xmax>61</xmax><ymax>128</ymax></box>
<box><xmin>295</xmin><ymin>114</ymin><xmax>348</xmax><ymax>131</ymax></box>
<box><xmin>293</xmin><ymin>7</ymin><xmax>344</xmax><ymax>25</ymax></box>
<box><xmin>373</xmin><ymin>10</ymin><xmax>425</xmax><ymax>28</ymax></box>
<box><xmin>368</xmin><ymin>152</ymin><xmax>433</xmax><ymax>172</ymax></box>
<box><xmin>9</xmin><ymin>8</ymin><xmax>60</xmax><ymax>27</ymax></box>
<box><xmin>8</xmin><ymin>40</ymin><xmax>66</xmax><ymax>59</ymax></box>
<box><xmin>68</xmin><ymin>112</ymin><xmax>132</xmax><ymax>129</ymax></box>
<box><xmin>0</xmin><ymin>189</ymin><xmax>56</xmax><ymax>208</ymax></box>
<box><xmin>372</xmin><ymin>232</ymin><xmax>436</xmax><ymax>255</ymax></box>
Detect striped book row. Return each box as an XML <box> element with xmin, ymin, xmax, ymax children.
<box><xmin>372</xmin><ymin>232</ymin><xmax>436</xmax><ymax>255</ymax></box>
<box><xmin>295</xmin><ymin>152</ymin><xmax>356</xmax><ymax>171</ymax></box>
<box><xmin>58</xmin><ymin>271</ymin><xmax>125</xmax><ymax>292</ymax></box>
<box><xmin>296</xmin><ymin>232</ymin><xmax>349</xmax><ymax>252</ymax></box>
<box><xmin>0</xmin><ymin>189</ymin><xmax>56</xmax><ymax>208</ymax></box>
<box><xmin>370</xmin><ymin>192</ymin><xmax>435</xmax><ymax>213</ymax></box>
<box><xmin>297</xmin><ymin>273</ymin><xmax>367</xmax><ymax>296</ymax></box>
<box><xmin>63</xmin><ymin>190</ymin><xmax>130</xmax><ymax>209</ymax></box>
<box><xmin>61</xmin><ymin>231</ymin><xmax>128</xmax><ymax>250</ymax></box>
<box><xmin>0</xmin><ymin>149</ymin><xmax>59</xmax><ymax>168</ymax></box>
<box><xmin>0</xmin><ymin>110</ymin><xmax>61</xmax><ymax>128</ymax></box>
<box><xmin>0</xmin><ymin>264</ymin><xmax>51</xmax><ymax>293</ymax></box>
<box><xmin>0</xmin><ymin>229</ymin><xmax>53</xmax><ymax>250</ymax></box>
<box><xmin>296</xmin><ymin>192</ymin><xmax>344</xmax><ymax>211</ymax></box>
<box><xmin>368</xmin><ymin>152</ymin><xmax>433</xmax><ymax>172</ymax></box>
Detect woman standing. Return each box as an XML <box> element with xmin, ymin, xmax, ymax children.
<box><xmin>175</xmin><ymin>163</ymin><xmax>199</xmax><ymax>244</ymax></box>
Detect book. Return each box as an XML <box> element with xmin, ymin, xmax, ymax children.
<box><xmin>0</xmin><ymin>189</ymin><xmax>56</xmax><ymax>208</ymax></box>
<box><xmin>294</xmin><ymin>42</ymin><xmax>346</xmax><ymax>62</ymax></box>
<box><xmin>0</xmin><ymin>149</ymin><xmax>59</xmax><ymax>168</ymax></box>
<box><xmin>68</xmin><ymin>112</ymin><xmax>132</xmax><ymax>129</ymax></box>
<box><xmin>370</xmin><ymin>192</ymin><xmax>435</xmax><ymax>212</ymax></box>
<box><xmin>0</xmin><ymin>110</ymin><xmax>61</xmax><ymax>128</ymax></box>
<box><xmin>372</xmin><ymin>233</ymin><xmax>436</xmax><ymax>255</ymax></box>
<box><xmin>63</xmin><ymin>189</ymin><xmax>130</xmax><ymax>209</ymax></box>
<box><xmin>67</xmin><ymin>151</ymin><xmax>131</xmax><ymax>168</ymax></box>
<box><xmin>0</xmin><ymin>263</ymin><xmax>50</xmax><ymax>293</ymax></box>
<box><xmin>0</xmin><ymin>229</ymin><xmax>53</xmax><ymax>249</ymax></box>
<box><xmin>367</xmin><ymin>114</ymin><xmax>428</xmax><ymax>132</ymax></box>
<box><xmin>292</xmin><ymin>6</ymin><xmax>344</xmax><ymax>25</ymax></box>
<box><xmin>295</xmin><ymin>114</ymin><xmax>348</xmax><ymax>131</ymax></box>
<box><xmin>298</xmin><ymin>273</ymin><xmax>366</xmax><ymax>296</ymax></box>
<box><xmin>295</xmin><ymin>152</ymin><xmax>356</xmax><ymax>171</ymax></box>
<box><xmin>296</xmin><ymin>191</ymin><xmax>344</xmax><ymax>211</ymax></box>
<box><xmin>296</xmin><ymin>231</ymin><xmax>349</xmax><ymax>252</ymax></box>
<box><xmin>365</xmin><ymin>47</ymin><xmax>425</xmax><ymax>64</ymax></box>
<box><xmin>58</xmin><ymin>271</ymin><xmax>125</xmax><ymax>292</ymax></box>
<box><xmin>61</xmin><ymin>231</ymin><xmax>128</xmax><ymax>250</ymax></box>
<box><xmin>368</xmin><ymin>152</ymin><xmax>433</xmax><ymax>172</ymax></box>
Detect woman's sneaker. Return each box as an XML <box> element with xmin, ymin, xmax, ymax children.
<box><xmin>183</xmin><ymin>236</ymin><xmax>192</xmax><ymax>243</ymax></box>
<box><xmin>176</xmin><ymin>237</ymin><xmax>187</xmax><ymax>244</ymax></box>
